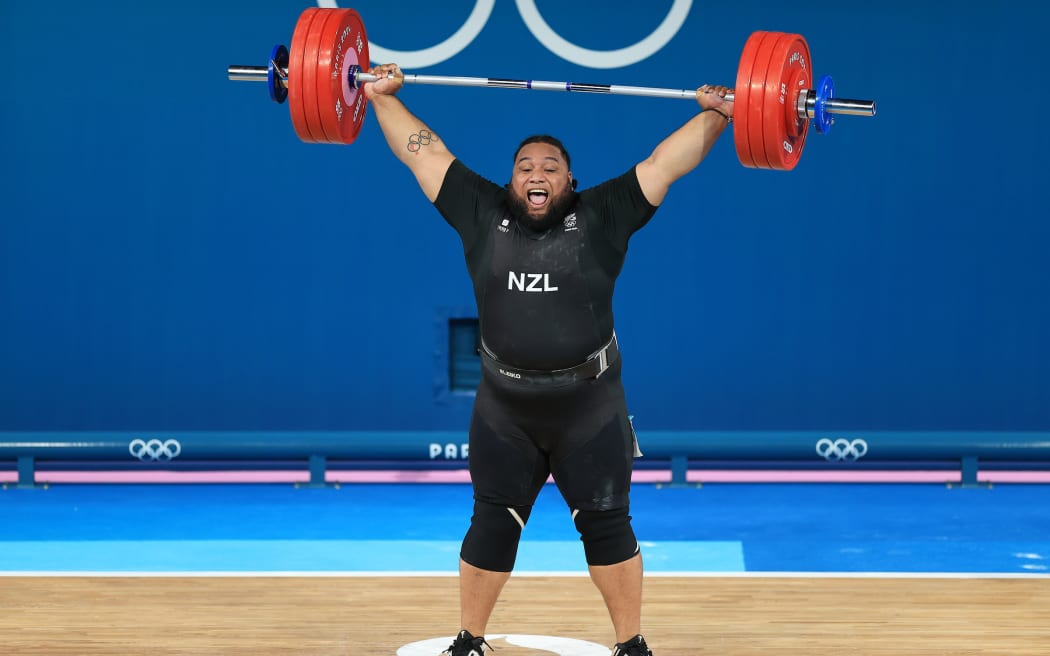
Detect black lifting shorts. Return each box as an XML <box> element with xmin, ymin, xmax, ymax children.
<box><xmin>466</xmin><ymin>358</ymin><xmax>637</xmax><ymax>512</ymax></box>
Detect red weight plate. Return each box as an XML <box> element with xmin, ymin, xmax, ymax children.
<box><xmin>732</xmin><ymin>32</ymin><xmax>766</xmax><ymax>168</ymax></box>
<box><xmin>762</xmin><ymin>33</ymin><xmax>812</xmax><ymax>171</ymax></box>
<box><xmin>746</xmin><ymin>31</ymin><xmax>783</xmax><ymax>170</ymax></box>
<box><xmin>302</xmin><ymin>9</ymin><xmax>339</xmax><ymax>144</ymax></box>
<box><xmin>309</xmin><ymin>9</ymin><xmax>344</xmax><ymax>144</ymax></box>
<box><xmin>315</xmin><ymin>8</ymin><xmax>371</xmax><ymax>144</ymax></box>
<box><xmin>288</xmin><ymin>8</ymin><xmax>320</xmax><ymax>143</ymax></box>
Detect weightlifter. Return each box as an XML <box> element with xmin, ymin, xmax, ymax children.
<box><xmin>363</xmin><ymin>62</ymin><xmax>733</xmax><ymax>656</ymax></box>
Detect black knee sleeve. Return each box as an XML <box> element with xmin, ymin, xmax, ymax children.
<box><xmin>460</xmin><ymin>500</ymin><xmax>533</xmax><ymax>572</ymax></box>
<box><xmin>572</xmin><ymin>506</ymin><xmax>639</xmax><ymax>566</ymax></box>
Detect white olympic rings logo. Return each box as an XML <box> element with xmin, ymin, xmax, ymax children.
<box><xmin>398</xmin><ymin>634</ymin><xmax>608</xmax><ymax>655</ymax></box>
<box><xmin>815</xmin><ymin>438</ymin><xmax>868</xmax><ymax>462</ymax></box>
<box><xmin>129</xmin><ymin>438</ymin><xmax>182</xmax><ymax>462</ymax></box>
<box><xmin>318</xmin><ymin>0</ymin><xmax>693</xmax><ymax>69</ymax></box>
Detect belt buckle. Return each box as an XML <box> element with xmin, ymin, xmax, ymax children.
<box><xmin>596</xmin><ymin>348</ymin><xmax>613</xmax><ymax>377</ymax></box>
<box><xmin>596</xmin><ymin>337</ymin><xmax>613</xmax><ymax>377</ymax></box>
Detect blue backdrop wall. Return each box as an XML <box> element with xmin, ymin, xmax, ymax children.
<box><xmin>1</xmin><ymin>1</ymin><xmax>1047</xmax><ymax>434</ymax></box>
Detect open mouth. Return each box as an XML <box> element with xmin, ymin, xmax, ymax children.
<box><xmin>527</xmin><ymin>189</ymin><xmax>549</xmax><ymax>208</ymax></box>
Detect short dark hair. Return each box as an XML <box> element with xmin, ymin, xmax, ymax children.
<box><xmin>514</xmin><ymin>134</ymin><xmax>571</xmax><ymax>171</ymax></box>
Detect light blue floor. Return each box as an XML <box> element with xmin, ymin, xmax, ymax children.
<box><xmin>2</xmin><ymin>482</ymin><xmax>1048</xmax><ymax>574</ymax></box>
<box><xmin>0</xmin><ymin>539</ymin><xmax>745</xmax><ymax>572</ymax></box>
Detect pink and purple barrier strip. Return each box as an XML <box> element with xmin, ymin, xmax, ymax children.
<box><xmin>3</xmin><ymin>430</ymin><xmax>1050</xmax><ymax>487</ymax></box>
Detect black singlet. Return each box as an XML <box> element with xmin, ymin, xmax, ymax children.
<box><xmin>433</xmin><ymin>159</ymin><xmax>657</xmax><ymax>511</ymax></box>
<box><xmin>434</xmin><ymin>159</ymin><xmax>657</xmax><ymax>371</ymax></box>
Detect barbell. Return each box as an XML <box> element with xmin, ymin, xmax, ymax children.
<box><xmin>228</xmin><ymin>7</ymin><xmax>876</xmax><ymax>171</ymax></box>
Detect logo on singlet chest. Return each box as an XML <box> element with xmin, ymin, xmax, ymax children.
<box><xmin>508</xmin><ymin>271</ymin><xmax>559</xmax><ymax>292</ymax></box>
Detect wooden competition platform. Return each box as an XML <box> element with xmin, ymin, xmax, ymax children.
<box><xmin>2</xmin><ymin>575</ymin><xmax>1048</xmax><ymax>654</ymax></box>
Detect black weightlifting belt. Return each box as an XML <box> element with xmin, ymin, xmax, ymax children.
<box><xmin>479</xmin><ymin>332</ymin><xmax>619</xmax><ymax>386</ymax></box>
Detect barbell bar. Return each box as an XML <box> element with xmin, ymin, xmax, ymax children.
<box><xmin>228</xmin><ymin>66</ymin><xmax>875</xmax><ymax>119</ymax></box>
<box><xmin>227</xmin><ymin>7</ymin><xmax>876</xmax><ymax>170</ymax></box>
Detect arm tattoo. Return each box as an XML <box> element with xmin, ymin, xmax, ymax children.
<box><xmin>407</xmin><ymin>129</ymin><xmax>437</xmax><ymax>153</ymax></box>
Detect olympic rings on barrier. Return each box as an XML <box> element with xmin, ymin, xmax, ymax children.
<box><xmin>319</xmin><ymin>0</ymin><xmax>691</xmax><ymax>69</ymax></box>
<box><xmin>129</xmin><ymin>438</ymin><xmax>182</xmax><ymax>462</ymax></box>
<box><xmin>815</xmin><ymin>438</ymin><xmax>869</xmax><ymax>462</ymax></box>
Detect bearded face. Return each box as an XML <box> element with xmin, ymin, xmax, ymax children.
<box><xmin>507</xmin><ymin>141</ymin><xmax>576</xmax><ymax>233</ymax></box>
<box><xmin>507</xmin><ymin>182</ymin><xmax>578</xmax><ymax>232</ymax></box>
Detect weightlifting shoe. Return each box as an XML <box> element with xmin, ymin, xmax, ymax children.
<box><xmin>441</xmin><ymin>629</ymin><xmax>491</xmax><ymax>656</ymax></box>
<box><xmin>612</xmin><ymin>634</ymin><xmax>653</xmax><ymax>656</ymax></box>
